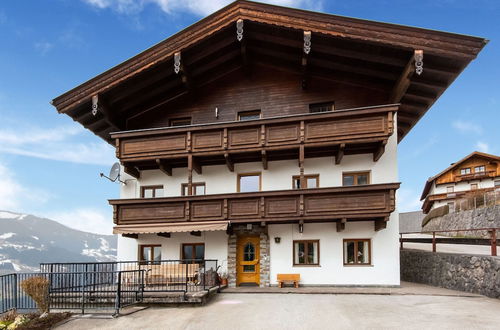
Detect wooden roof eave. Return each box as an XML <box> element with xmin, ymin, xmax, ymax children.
<box><xmin>51</xmin><ymin>0</ymin><xmax>486</xmax><ymax>115</ymax></box>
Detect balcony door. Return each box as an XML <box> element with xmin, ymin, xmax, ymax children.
<box><xmin>236</xmin><ymin>236</ymin><xmax>260</xmax><ymax>286</ymax></box>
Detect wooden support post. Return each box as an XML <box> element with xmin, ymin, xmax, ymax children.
<box><xmin>490</xmin><ymin>229</ymin><xmax>497</xmax><ymax>257</ymax></box>
<box><xmin>156</xmin><ymin>159</ymin><xmax>172</xmax><ymax>176</ymax></box>
<box><xmin>123</xmin><ymin>165</ymin><xmax>140</xmax><ymax>179</ymax></box>
<box><xmin>432</xmin><ymin>231</ymin><xmax>436</xmax><ymax>253</ymax></box>
<box><xmin>190</xmin><ymin>231</ymin><xmax>201</xmax><ymax>237</ymax></box>
<box><xmin>224</xmin><ymin>153</ymin><xmax>234</xmax><ymax>172</ymax></box>
<box><xmin>122</xmin><ymin>234</ymin><xmax>138</xmax><ymax>239</ymax></box>
<box><xmin>157</xmin><ymin>232</ymin><xmax>171</xmax><ymax>238</ymax></box>
<box><xmin>336</xmin><ymin>218</ymin><xmax>346</xmax><ymax>232</ymax></box>
<box><xmin>373</xmin><ymin>140</ymin><xmax>387</xmax><ymax>162</ymax></box>
<box><xmin>335</xmin><ymin>143</ymin><xmax>345</xmax><ymax>165</ymax></box>
<box><xmin>187</xmin><ymin>154</ymin><xmax>193</xmax><ymax>196</ymax></box>
<box><xmin>299</xmin><ymin>144</ymin><xmax>305</xmax><ymax>189</ymax></box>
<box><xmin>261</xmin><ymin>150</ymin><xmax>268</xmax><ymax>170</ymax></box>
<box><xmin>374</xmin><ymin>219</ymin><xmax>387</xmax><ymax>231</ymax></box>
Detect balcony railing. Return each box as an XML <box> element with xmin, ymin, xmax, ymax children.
<box><xmin>109</xmin><ymin>183</ymin><xmax>399</xmax><ymax>229</ymax></box>
<box><xmin>456</xmin><ymin>170</ymin><xmax>497</xmax><ymax>181</ymax></box>
<box><xmin>111</xmin><ymin>104</ymin><xmax>397</xmax><ymax>171</ymax></box>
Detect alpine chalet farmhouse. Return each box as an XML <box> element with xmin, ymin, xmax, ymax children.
<box><xmin>52</xmin><ymin>1</ymin><xmax>486</xmax><ymax>287</ymax></box>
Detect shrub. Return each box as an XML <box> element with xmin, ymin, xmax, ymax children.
<box><xmin>20</xmin><ymin>277</ymin><xmax>50</xmax><ymax>313</ymax></box>
<box><xmin>0</xmin><ymin>310</ymin><xmax>18</xmax><ymax>323</ymax></box>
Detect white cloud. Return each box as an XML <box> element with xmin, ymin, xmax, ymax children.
<box><xmin>46</xmin><ymin>208</ymin><xmax>113</xmax><ymax>235</ymax></box>
<box><xmin>0</xmin><ymin>162</ymin><xmax>51</xmax><ymax>211</ymax></box>
<box><xmin>82</xmin><ymin>0</ymin><xmax>324</xmax><ymax>16</ymax></box>
<box><xmin>452</xmin><ymin>120</ymin><xmax>483</xmax><ymax>135</ymax></box>
<box><xmin>397</xmin><ymin>188</ymin><xmax>422</xmax><ymax>213</ymax></box>
<box><xmin>476</xmin><ymin>141</ymin><xmax>489</xmax><ymax>153</ymax></box>
<box><xmin>0</xmin><ymin>125</ymin><xmax>116</xmax><ymax>166</ymax></box>
<box><xmin>34</xmin><ymin>41</ymin><xmax>54</xmax><ymax>55</ymax></box>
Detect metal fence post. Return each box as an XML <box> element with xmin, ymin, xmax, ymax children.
<box><xmin>114</xmin><ymin>271</ymin><xmax>122</xmax><ymax>316</ymax></box>
<box><xmin>432</xmin><ymin>232</ymin><xmax>436</xmax><ymax>253</ymax></box>
<box><xmin>13</xmin><ymin>273</ymin><xmax>18</xmax><ymax>312</ymax></box>
<box><xmin>185</xmin><ymin>262</ymin><xmax>189</xmax><ymax>299</ymax></box>
<box><xmin>81</xmin><ymin>273</ymin><xmax>85</xmax><ymax>314</ymax></box>
<box><xmin>490</xmin><ymin>229</ymin><xmax>497</xmax><ymax>257</ymax></box>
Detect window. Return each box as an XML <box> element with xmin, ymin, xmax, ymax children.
<box><xmin>470</xmin><ymin>183</ymin><xmax>478</xmax><ymax>190</ymax></box>
<box><xmin>342</xmin><ymin>172</ymin><xmax>370</xmax><ymax>186</ymax></box>
<box><xmin>182</xmin><ymin>243</ymin><xmax>205</xmax><ymax>262</ymax></box>
<box><xmin>181</xmin><ymin>182</ymin><xmax>206</xmax><ymax>196</ymax></box>
<box><xmin>343</xmin><ymin>239</ymin><xmax>371</xmax><ymax>265</ymax></box>
<box><xmin>139</xmin><ymin>245</ymin><xmax>161</xmax><ymax>264</ymax></box>
<box><xmin>309</xmin><ymin>101</ymin><xmax>335</xmax><ymax>113</ymax></box>
<box><xmin>141</xmin><ymin>185</ymin><xmax>164</xmax><ymax>198</ymax></box>
<box><xmin>474</xmin><ymin>165</ymin><xmax>485</xmax><ymax>173</ymax></box>
<box><xmin>238</xmin><ymin>173</ymin><xmax>261</xmax><ymax>192</ymax></box>
<box><xmin>237</xmin><ymin>110</ymin><xmax>261</xmax><ymax>121</ymax></box>
<box><xmin>169</xmin><ymin>117</ymin><xmax>192</xmax><ymax>127</ymax></box>
<box><xmin>446</xmin><ymin>186</ymin><xmax>454</xmax><ymax>193</ymax></box>
<box><xmin>460</xmin><ymin>168</ymin><xmax>471</xmax><ymax>175</ymax></box>
<box><xmin>292</xmin><ymin>174</ymin><xmax>319</xmax><ymax>189</ymax></box>
<box><xmin>293</xmin><ymin>240</ymin><xmax>319</xmax><ymax>266</ymax></box>
<box><xmin>495</xmin><ymin>180</ymin><xmax>500</xmax><ymax>188</ymax></box>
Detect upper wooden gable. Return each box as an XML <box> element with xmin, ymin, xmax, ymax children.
<box><xmin>51</xmin><ymin>0</ymin><xmax>487</xmax><ymax>143</ymax></box>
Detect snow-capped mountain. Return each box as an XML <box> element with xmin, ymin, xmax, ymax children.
<box><xmin>0</xmin><ymin>210</ymin><xmax>117</xmax><ymax>274</ymax></box>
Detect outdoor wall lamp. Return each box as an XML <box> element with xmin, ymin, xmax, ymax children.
<box><xmin>299</xmin><ymin>223</ymin><xmax>304</xmax><ymax>233</ymax></box>
<box><xmin>274</xmin><ymin>237</ymin><xmax>281</xmax><ymax>243</ymax></box>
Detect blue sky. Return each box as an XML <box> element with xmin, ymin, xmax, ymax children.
<box><xmin>0</xmin><ymin>0</ymin><xmax>498</xmax><ymax>234</ymax></box>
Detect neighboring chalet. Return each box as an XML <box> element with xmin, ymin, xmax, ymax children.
<box><xmin>421</xmin><ymin>152</ymin><xmax>500</xmax><ymax>214</ymax></box>
<box><xmin>52</xmin><ymin>1</ymin><xmax>486</xmax><ymax>286</ymax></box>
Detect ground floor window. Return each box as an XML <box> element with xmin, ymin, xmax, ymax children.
<box><xmin>293</xmin><ymin>240</ymin><xmax>319</xmax><ymax>266</ymax></box>
<box><xmin>343</xmin><ymin>239</ymin><xmax>371</xmax><ymax>265</ymax></box>
<box><xmin>139</xmin><ymin>245</ymin><xmax>161</xmax><ymax>264</ymax></box>
<box><xmin>182</xmin><ymin>243</ymin><xmax>205</xmax><ymax>262</ymax></box>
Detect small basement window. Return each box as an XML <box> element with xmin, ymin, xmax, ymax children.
<box><xmin>141</xmin><ymin>185</ymin><xmax>164</xmax><ymax>198</ymax></box>
<box><xmin>343</xmin><ymin>239</ymin><xmax>371</xmax><ymax>265</ymax></box>
<box><xmin>293</xmin><ymin>240</ymin><xmax>319</xmax><ymax>266</ymax></box>
<box><xmin>238</xmin><ymin>110</ymin><xmax>261</xmax><ymax>121</ymax></box>
<box><xmin>309</xmin><ymin>101</ymin><xmax>335</xmax><ymax>113</ymax></box>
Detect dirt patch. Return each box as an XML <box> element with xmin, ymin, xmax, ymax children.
<box><xmin>15</xmin><ymin>312</ymin><xmax>71</xmax><ymax>330</ymax></box>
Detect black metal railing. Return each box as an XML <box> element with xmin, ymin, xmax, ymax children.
<box><xmin>1</xmin><ymin>259</ymin><xmax>219</xmax><ymax>315</ymax></box>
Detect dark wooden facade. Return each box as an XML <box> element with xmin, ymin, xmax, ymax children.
<box><xmin>110</xmin><ymin>183</ymin><xmax>399</xmax><ymax>231</ymax></box>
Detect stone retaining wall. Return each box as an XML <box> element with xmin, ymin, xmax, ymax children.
<box><xmin>401</xmin><ymin>249</ymin><xmax>500</xmax><ymax>298</ymax></box>
<box><xmin>423</xmin><ymin>205</ymin><xmax>500</xmax><ymax>238</ymax></box>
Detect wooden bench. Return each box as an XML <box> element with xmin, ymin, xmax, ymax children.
<box><xmin>277</xmin><ymin>274</ymin><xmax>300</xmax><ymax>288</ymax></box>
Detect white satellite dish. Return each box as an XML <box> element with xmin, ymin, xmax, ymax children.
<box><xmin>100</xmin><ymin>162</ymin><xmax>126</xmax><ymax>184</ymax></box>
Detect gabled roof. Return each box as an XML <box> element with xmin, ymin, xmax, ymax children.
<box><xmin>420</xmin><ymin>151</ymin><xmax>500</xmax><ymax>200</ymax></box>
<box><xmin>51</xmin><ymin>0</ymin><xmax>487</xmax><ymax>143</ymax></box>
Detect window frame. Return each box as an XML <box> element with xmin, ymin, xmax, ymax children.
<box><xmin>446</xmin><ymin>186</ymin><xmax>454</xmax><ymax>193</ymax></box>
<box><xmin>342</xmin><ymin>171</ymin><xmax>371</xmax><ymax>186</ymax></box>
<box><xmin>237</xmin><ymin>110</ymin><xmax>261</xmax><ymax>121</ymax></box>
<box><xmin>460</xmin><ymin>167</ymin><xmax>471</xmax><ymax>175</ymax></box>
<box><xmin>237</xmin><ymin>172</ymin><xmax>262</xmax><ymax>192</ymax></box>
<box><xmin>470</xmin><ymin>183</ymin><xmax>478</xmax><ymax>190</ymax></box>
<box><xmin>181</xmin><ymin>182</ymin><xmax>206</xmax><ymax>196</ymax></box>
<box><xmin>474</xmin><ymin>165</ymin><xmax>485</xmax><ymax>173</ymax></box>
<box><xmin>495</xmin><ymin>180</ymin><xmax>500</xmax><ymax>187</ymax></box>
<box><xmin>169</xmin><ymin>117</ymin><xmax>192</xmax><ymax>127</ymax></box>
<box><xmin>309</xmin><ymin>101</ymin><xmax>335</xmax><ymax>113</ymax></box>
<box><xmin>293</xmin><ymin>240</ymin><xmax>320</xmax><ymax>266</ymax></box>
<box><xmin>343</xmin><ymin>239</ymin><xmax>372</xmax><ymax>266</ymax></box>
<box><xmin>181</xmin><ymin>243</ymin><xmax>205</xmax><ymax>262</ymax></box>
<box><xmin>139</xmin><ymin>244</ymin><xmax>161</xmax><ymax>264</ymax></box>
<box><xmin>292</xmin><ymin>174</ymin><xmax>320</xmax><ymax>189</ymax></box>
<box><xmin>140</xmin><ymin>185</ymin><xmax>164</xmax><ymax>198</ymax></box>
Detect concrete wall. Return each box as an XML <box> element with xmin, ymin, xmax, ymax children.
<box><xmin>399</xmin><ymin>211</ymin><xmax>424</xmax><ymax>233</ymax></box>
<box><xmin>401</xmin><ymin>249</ymin><xmax>500</xmax><ymax>298</ymax></box>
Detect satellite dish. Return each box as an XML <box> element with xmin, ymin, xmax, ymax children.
<box><xmin>100</xmin><ymin>162</ymin><xmax>126</xmax><ymax>184</ymax></box>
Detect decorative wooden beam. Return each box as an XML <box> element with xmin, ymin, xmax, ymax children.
<box><xmin>299</xmin><ymin>144</ymin><xmax>305</xmax><ymax>189</ymax></box>
<box><xmin>301</xmin><ymin>31</ymin><xmax>311</xmax><ymax>89</ymax></box>
<box><xmin>123</xmin><ymin>165</ymin><xmax>140</xmax><ymax>179</ymax></box>
<box><xmin>187</xmin><ymin>154</ymin><xmax>193</xmax><ymax>195</ymax></box>
<box><xmin>157</xmin><ymin>232</ymin><xmax>171</xmax><ymax>238</ymax></box>
<box><xmin>224</xmin><ymin>153</ymin><xmax>234</xmax><ymax>172</ymax></box>
<box><xmin>190</xmin><ymin>231</ymin><xmax>202</xmax><ymax>237</ymax></box>
<box><xmin>389</xmin><ymin>50</ymin><xmax>423</xmax><ymax>103</ymax></box>
<box><xmin>375</xmin><ymin>218</ymin><xmax>388</xmax><ymax>232</ymax></box>
<box><xmin>122</xmin><ymin>234</ymin><xmax>138</xmax><ymax>239</ymax></box>
<box><xmin>373</xmin><ymin>140</ymin><xmax>387</xmax><ymax>162</ymax></box>
<box><xmin>91</xmin><ymin>94</ymin><xmax>122</xmax><ymax>130</ymax></box>
<box><xmin>335</xmin><ymin>143</ymin><xmax>345</xmax><ymax>165</ymax></box>
<box><xmin>236</xmin><ymin>19</ymin><xmax>244</xmax><ymax>42</ymax></box>
<box><xmin>156</xmin><ymin>159</ymin><xmax>172</xmax><ymax>176</ymax></box>
<box><xmin>261</xmin><ymin>150</ymin><xmax>268</xmax><ymax>170</ymax></box>
<box><xmin>174</xmin><ymin>52</ymin><xmax>181</xmax><ymax>74</ymax></box>
<box><xmin>336</xmin><ymin>218</ymin><xmax>347</xmax><ymax>232</ymax></box>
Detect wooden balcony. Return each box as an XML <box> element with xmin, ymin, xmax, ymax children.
<box><xmin>111</xmin><ymin>104</ymin><xmax>397</xmax><ymax>177</ymax></box>
<box><xmin>456</xmin><ymin>170</ymin><xmax>497</xmax><ymax>182</ymax></box>
<box><xmin>109</xmin><ymin>183</ymin><xmax>399</xmax><ymax>232</ymax></box>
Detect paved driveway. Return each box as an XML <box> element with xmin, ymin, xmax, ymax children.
<box><xmin>57</xmin><ymin>291</ymin><xmax>500</xmax><ymax>330</ymax></box>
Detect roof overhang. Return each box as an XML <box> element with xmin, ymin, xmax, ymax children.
<box><xmin>51</xmin><ymin>0</ymin><xmax>488</xmax><ymax>143</ymax></box>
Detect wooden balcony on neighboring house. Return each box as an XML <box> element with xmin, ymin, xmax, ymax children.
<box><xmin>110</xmin><ymin>183</ymin><xmax>399</xmax><ymax>233</ymax></box>
<box><xmin>111</xmin><ymin>104</ymin><xmax>397</xmax><ymax>179</ymax></box>
<box><xmin>456</xmin><ymin>170</ymin><xmax>498</xmax><ymax>182</ymax></box>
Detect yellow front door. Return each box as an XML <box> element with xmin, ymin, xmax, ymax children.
<box><xmin>236</xmin><ymin>236</ymin><xmax>260</xmax><ymax>286</ymax></box>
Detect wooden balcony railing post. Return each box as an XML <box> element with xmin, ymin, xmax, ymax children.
<box><xmin>490</xmin><ymin>229</ymin><xmax>497</xmax><ymax>257</ymax></box>
<box><xmin>187</xmin><ymin>154</ymin><xmax>193</xmax><ymax>196</ymax></box>
<box><xmin>299</xmin><ymin>144</ymin><xmax>305</xmax><ymax>188</ymax></box>
<box><xmin>432</xmin><ymin>232</ymin><xmax>436</xmax><ymax>252</ymax></box>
